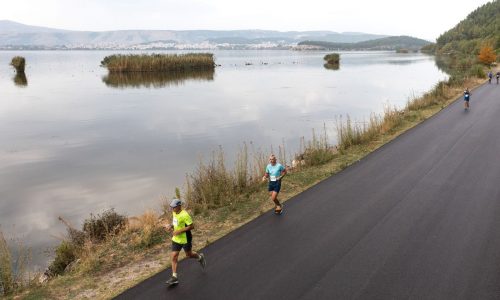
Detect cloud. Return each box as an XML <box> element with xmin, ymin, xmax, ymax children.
<box><xmin>0</xmin><ymin>0</ymin><xmax>492</xmax><ymax>39</ymax></box>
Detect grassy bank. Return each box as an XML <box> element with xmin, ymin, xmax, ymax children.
<box><xmin>5</xmin><ymin>71</ymin><xmax>486</xmax><ymax>299</ymax></box>
<box><xmin>100</xmin><ymin>53</ymin><xmax>215</xmax><ymax>73</ymax></box>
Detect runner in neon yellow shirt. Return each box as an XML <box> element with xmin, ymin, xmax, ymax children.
<box><xmin>166</xmin><ymin>199</ymin><xmax>206</xmax><ymax>285</ymax></box>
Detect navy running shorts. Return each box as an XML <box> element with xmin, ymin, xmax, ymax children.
<box><xmin>268</xmin><ymin>180</ymin><xmax>281</xmax><ymax>193</ymax></box>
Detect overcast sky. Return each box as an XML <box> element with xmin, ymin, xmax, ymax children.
<box><xmin>0</xmin><ymin>0</ymin><xmax>493</xmax><ymax>40</ymax></box>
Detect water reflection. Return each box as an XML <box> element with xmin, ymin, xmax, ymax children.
<box><xmin>13</xmin><ymin>72</ymin><xmax>28</xmax><ymax>87</ymax></box>
<box><xmin>323</xmin><ymin>63</ymin><xmax>340</xmax><ymax>70</ymax></box>
<box><xmin>434</xmin><ymin>55</ymin><xmax>455</xmax><ymax>74</ymax></box>
<box><xmin>102</xmin><ymin>69</ymin><xmax>215</xmax><ymax>89</ymax></box>
<box><xmin>386</xmin><ymin>59</ymin><xmax>419</xmax><ymax>65</ymax></box>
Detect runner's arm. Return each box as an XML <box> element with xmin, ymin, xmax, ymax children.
<box><xmin>173</xmin><ymin>224</ymin><xmax>194</xmax><ymax>236</ymax></box>
<box><xmin>262</xmin><ymin>170</ymin><xmax>270</xmax><ymax>181</ymax></box>
<box><xmin>278</xmin><ymin>167</ymin><xmax>287</xmax><ymax>180</ymax></box>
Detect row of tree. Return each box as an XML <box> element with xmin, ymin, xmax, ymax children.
<box><xmin>430</xmin><ymin>0</ymin><xmax>499</xmax><ymax>66</ymax></box>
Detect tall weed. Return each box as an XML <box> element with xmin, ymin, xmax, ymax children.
<box><xmin>0</xmin><ymin>230</ymin><xmax>31</xmax><ymax>296</ymax></box>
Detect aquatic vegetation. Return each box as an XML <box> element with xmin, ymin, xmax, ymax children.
<box><xmin>323</xmin><ymin>63</ymin><xmax>339</xmax><ymax>70</ymax></box>
<box><xmin>10</xmin><ymin>56</ymin><xmax>25</xmax><ymax>73</ymax></box>
<box><xmin>102</xmin><ymin>68</ymin><xmax>214</xmax><ymax>88</ymax></box>
<box><xmin>323</xmin><ymin>53</ymin><xmax>340</xmax><ymax>70</ymax></box>
<box><xmin>13</xmin><ymin>72</ymin><xmax>28</xmax><ymax>87</ymax></box>
<box><xmin>323</xmin><ymin>53</ymin><xmax>340</xmax><ymax>64</ymax></box>
<box><xmin>101</xmin><ymin>53</ymin><xmax>215</xmax><ymax>72</ymax></box>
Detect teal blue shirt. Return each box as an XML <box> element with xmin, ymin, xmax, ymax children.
<box><xmin>266</xmin><ymin>163</ymin><xmax>285</xmax><ymax>181</ymax></box>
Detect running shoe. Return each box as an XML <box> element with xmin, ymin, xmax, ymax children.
<box><xmin>166</xmin><ymin>276</ymin><xmax>179</xmax><ymax>285</ymax></box>
<box><xmin>198</xmin><ymin>253</ymin><xmax>206</xmax><ymax>269</ymax></box>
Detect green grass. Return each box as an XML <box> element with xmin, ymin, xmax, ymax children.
<box><xmin>101</xmin><ymin>53</ymin><xmax>215</xmax><ymax>72</ymax></box>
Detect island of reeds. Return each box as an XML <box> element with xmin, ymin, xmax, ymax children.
<box><xmin>324</xmin><ymin>53</ymin><xmax>340</xmax><ymax>65</ymax></box>
<box><xmin>101</xmin><ymin>53</ymin><xmax>215</xmax><ymax>73</ymax></box>
<box><xmin>323</xmin><ymin>53</ymin><xmax>340</xmax><ymax>70</ymax></box>
<box><xmin>10</xmin><ymin>56</ymin><xmax>26</xmax><ymax>73</ymax></box>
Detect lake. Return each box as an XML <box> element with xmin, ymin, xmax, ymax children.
<box><xmin>0</xmin><ymin>50</ymin><xmax>447</xmax><ymax>269</ymax></box>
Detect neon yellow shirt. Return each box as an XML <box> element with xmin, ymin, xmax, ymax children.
<box><xmin>172</xmin><ymin>210</ymin><xmax>193</xmax><ymax>244</ymax></box>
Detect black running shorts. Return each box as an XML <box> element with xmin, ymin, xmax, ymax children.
<box><xmin>172</xmin><ymin>241</ymin><xmax>192</xmax><ymax>252</ymax></box>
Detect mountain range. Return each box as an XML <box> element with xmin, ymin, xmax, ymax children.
<box><xmin>0</xmin><ymin>20</ymin><xmax>393</xmax><ymax>50</ymax></box>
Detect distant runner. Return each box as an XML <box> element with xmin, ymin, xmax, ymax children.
<box><xmin>464</xmin><ymin>88</ymin><xmax>471</xmax><ymax>110</ymax></box>
<box><xmin>488</xmin><ymin>71</ymin><xmax>493</xmax><ymax>84</ymax></box>
<box><xmin>262</xmin><ymin>154</ymin><xmax>287</xmax><ymax>214</ymax></box>
<box><xmin>496</xmin><ymin>71</ymin><xmax>499</xmax><ymax>84</ymax></box>
<box><xmin>166</xmin><ymin>199</ymin><xmax>206</xmax><ymax>286</ymax></box>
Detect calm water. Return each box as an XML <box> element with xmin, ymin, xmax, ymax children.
<box><xmin>0</xmin><ymin>50</ymin><xmax>447</xmax><ymax>268</ymax></box>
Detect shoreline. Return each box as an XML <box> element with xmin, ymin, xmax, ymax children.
<box><xmin>7</xmin><ymin>70</ymin><xmax>487</xmax><ymax>299</ymax></box>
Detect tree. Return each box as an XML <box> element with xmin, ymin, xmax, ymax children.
<box><xmin>478</xmin><ymin>44</ymin><xmax>496</xmax><ymax>65</ymax></box>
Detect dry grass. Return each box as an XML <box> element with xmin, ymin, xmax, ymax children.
<box><xmin>101</xmin><ymin>53</ymin><xmax>215</xmax><ymax>73</ymax></box>
<box><xmin>302</xmin><ymin>126</ymin><xmax>337</xmax><ymax>166</ymax></box>
<box><xmin>0</xmin><ymin>230</ymin><xmax>31</xmax><ymax>297</ymax></box>
<box><xmin>337</xmin><ymin>75</ymin><xmax>481</xmax><ymax>152</ymax></box>
<box><xmin>185</xmin><ymin>143</ymin><xmax>266</xmax><ymax>212</ymax></box>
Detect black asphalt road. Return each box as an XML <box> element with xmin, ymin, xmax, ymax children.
<box><xmin>116</xmin><ymin>83</ymin><xmax>500</xmax><ymax>300</ymax></box>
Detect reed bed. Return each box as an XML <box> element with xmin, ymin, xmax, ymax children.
<box><xmin>324</xmin><ymin>63</ymin><xmax>339</xmax><ymax>70</ymax></box>
<box><xmin>10</xmin><ymin>56</ymin><xmax>25</xmax><ymax>73</ymax></box>
<box><xmin>13</xmin><ymin>72</ymin><xmax>28</xmax><ymax>87</ymax></box>
<box><xmin>324</xmin><ymin>53</ymin><xmax>340</xmax><ymax>64</ymax></box>
<box><xmin>101</xmin><ymin>53</ymin><xmax>215</xmax><ymax>73</ymax></box>
<box><xmin>102</xmin><ymin>68</ymin><xmax>214</xmax><ymax>88</ymax></box>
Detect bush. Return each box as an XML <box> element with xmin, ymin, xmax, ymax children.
<box><xmin>467</xmin><ymin>64</ymin><xmax>485</xmax><ymax>78</ymax></box>
<box><xmin>47</xmin><ymin>241</ymin><xmax>76</xmax><ymax>276</ymax></box>
<box><xmin>82</xmin><ymin>209</ymin><xmax>127</xmax><ymax>242</ymax></box>
<box><xmin>131</xmin><ymin>211</ymin><xmax>165</xmax><ymax>248</ymax></box>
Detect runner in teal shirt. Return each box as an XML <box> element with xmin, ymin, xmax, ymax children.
<box><xmin>262</xmin><ymin>154</ymin><xmax>287</xmax><ymax>214</ymax></box>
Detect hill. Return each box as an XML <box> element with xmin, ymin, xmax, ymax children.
<box><xmin>0</xmin><ymin>20</ymin><xmax>388</xmax><ymax>49</ymax></box>
<box><xmin>435</xmin><ymin>0</ymin><xmax>500</xmax><ymax>56</ymax></box>
<box><xmin>298</xmin><ymin>36</ymin><xmax>431</xmax><ymax>51</ymax></box>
